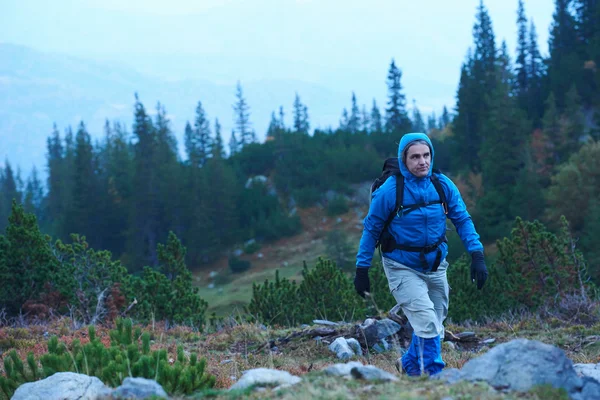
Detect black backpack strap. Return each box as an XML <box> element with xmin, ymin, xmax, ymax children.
<box><xmin>430</xmin><ymin>173</ymin><xmax>448</xmax><ymax>215</ymax></box>
<box><xmin>375</xmin><ymin>173</ymin><xmax>403</xmax><ymax>248</ymax></box>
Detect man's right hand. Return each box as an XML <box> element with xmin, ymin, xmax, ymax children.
<box><xmin>354</xmin><ymin>268</ymin><xmax>371</xmax><ymax>298</ymax></box>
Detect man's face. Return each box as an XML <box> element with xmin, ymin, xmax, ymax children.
<box><xmin>405</xmin><ymin>144</ymin><xmax>431</xmax><ymax>178</ymax></box>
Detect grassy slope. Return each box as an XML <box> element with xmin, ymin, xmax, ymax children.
<box><xmin>193</xmin><ymin>206</ymin><xmax>366</xmax><ymax>316</ymax></box>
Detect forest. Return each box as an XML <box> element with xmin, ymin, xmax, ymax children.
<box><xmin>1</xmin><ymin>0</ymin><xmax>600</xmax><ymax>322</ymax></box>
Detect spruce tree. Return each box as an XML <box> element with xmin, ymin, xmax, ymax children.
<box><xmin>361</xmin><ymin>105</ymin><xmax>370</xmax><ymax>132</ymax></box>
<box><xmin>384</xmin><ymin>59</ymin><xmax>411</xmax><ymax>134</ymax></box>
<box><xmin>233</xmin><ymin>81</ymin><xmax>254</xmax><ymax>147</ymax></box>
<box><xmin>0</xmin><ymin>161</ymin><xmax>20</xmax><ymax>232</ymax></box>
<box><xmin>212</xmin><ymin>118</ymin><xmax>225</xmax><ymax>159</ymax></box>
<box><xmin>348</xmin><ymin>92</ymin><xmax>361</xmax><ymax>133</ymax></box>
<box><xmin>527</xmin><ymin>20</ymin><xmax>545</xmax><ymax>125</ymax></box>
<box><xmin>23</xmin><ymin>167</ymin><xmax>43</xmax><ymax>220</ymax></box>
<box><xmin>515</xmin><ymin>0</ymin><xmax>529</xmax><ymax>106</ymax></box>
<box><xmin>411</xmin><ymin>99</ymin><xmax>426</xmax><ymax>132</ymax></box>
<box><xmin>370</xmin><ymin>99</ymin><xmax>383</xmax><ymax>133</ymax></box>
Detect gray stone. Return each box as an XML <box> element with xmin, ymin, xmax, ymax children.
<box><xmin>575</xmin><ymin>376</ymin><xmax>600</xmax><ymax>400</ymax></box>
<box><xmin>453</xmin><ymin>339</ymin><xmax>583</xmax><ymax>395</ymax></box>
<box><xmin>110</xmin><ymin>377</ymin><xmax>167</xmax><ymax>399</ymax></box>
<box><xmin>359</xmin><ymin>318</ymin><xmax>402</xmax><ymax>346</ymax></box>
<box><xmin>456</xmin><ymin>331</ymin><xmax>476</xmax><ymax>340</ymax></box>
<box><xmin>431</xmin><ymin>368</ymin><xmax>463</xmax><ymax>384</ymax></box>
<box><xmin>323</xmin><ymin>361</ymin><xmax>364</xmax><ymax>377</ymax></box>
<box><xmin>573</xmin><ymin>363</ymin><xmax>600</xmax><ymax>383</ymax></box>
<box><xmin>12</xmin><ymin>372</ymin><xmax>110</xmax><ymax>400</ymax></box>
<box><xmin>350</xmin><ymin>365</ymin><xmax>399</xmax><ymax>382</ymax></box>
<box><xmin>313</xmin><ymin>319</ymin><xmax>339</xmax><ymax>326</ymax></box>
<box><xmin>373</xmin><ymin>338</ymin><xmax>390</xmax><ymax>354</ymax></box>
<box><xmin>481</xmin><ymin>338</ymin><xmax>496</xmax><ymax>344</ymax></box>
<box><xmin>229</xmin><ymin>368</ymin><xmax>301</xmax><ymax>391</ymax></box>
<box><xmin>346</xmin><ymin>338</ymin><xmax>363</xmax><ymax>356</ymax></box>
<box><xmin>329</xmin><ymin>337</ymin><xmax>355</xmax><ymax>360</ymax></box>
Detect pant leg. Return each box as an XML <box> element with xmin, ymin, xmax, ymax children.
<box><xmin>382</xmin><ymin>257</ymin><xmax>441</xmax><ymax>338</ymax></box>
<box><xmin>426</xmin><ymin>259</ymin><xmax>450</xmax><ymax>339</ymax></box>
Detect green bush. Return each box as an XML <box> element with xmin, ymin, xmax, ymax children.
<box><xmin>228</xmin><ymin>256</ymin><xmax>252</xmax><ymax>274</ymax></box>
<box><xmin>297</xmin><ymin>258</ymin><xmax>366</xmax><ymax>323</ymax></box>
<box><xmin>0</xmin><ymin>319</ymin><xmax>215</xmax><ymax>399</ymax></box>
<box><xmin>243</xmin><ymin>240</ymin><xmax>261</xmax><ymax>254</ymax></box>
<box><xmin>132</xmin><ymin>232</ymin><xmax>209</xmax><ymax>330</ymax></box>
<box><xmin>246</xmin><ymin>270</ymin><xmax>301</xmax><ymax>327</ymax></box>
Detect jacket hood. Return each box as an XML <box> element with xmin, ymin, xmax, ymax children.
<box><xmin>398</xmin><ymin>132</ymin><xmax>434</xmax><ymax>180</ymax></box>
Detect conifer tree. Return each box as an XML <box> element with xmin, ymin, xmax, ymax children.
<box><xmin>212</xmin><ymin>118</ymin><xmax>225</xmax><ymax>159</ymax></box>
<box><xmin>233</xmin><ymin>81</ymin><xmax>254</xmax><ymax>146</ymax></box>
<box><xmin>370</xmin><ymin>99</ymin><xmax>383</xmax><ymax>133</ymax></box>
<box><xmin>527</xmin><ymin>20</ymin><xmax>545</xmax><ymax>124</ymax></box>
<box><xmin>229</xmin><ymin>130</ymin><xmax>240</xmax><ymax>155</ymax></box>
<box><xmin>293</xmin><ymin>93</ymin><xmax>310</xmax><ymax>133</ymax></box>
<box><xmin>0</xmin><ymin>161</ymin><xmax>20</xmax><ymax>232</ymax></box>
<box><xmin>515</xmin><ymin>0</ymin><xmax>529</xmax><ymax>108</ymax></box>
<box><xmin>384</xmin><ymin>59</ymin><xmax>411</xmax><ymax>134</ymax></box>
<box><xmin>361</xmin><ymin>105</ymin><xmax>370</xmax><ymax>132</ymax></box>
<box><xmin>186</xmin><ymin>101</ymin><xmax>212</xmax><ymax>168</ymax></box>
<box><xmin>23</xmin><ymin>167</ymin><xmax>43</xmax><ymax>220</ymax></box>
<box><xmin>348</xmin><ymin>92</ymin><xmax>361</xmax><ymax>133</ymax></box>
<box><xmin>411</xmin><ymin>99</ymin><xmax>426</xmax><ymax>132</ymax></box>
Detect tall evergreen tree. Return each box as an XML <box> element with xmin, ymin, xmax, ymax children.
<box><xmin>213</xmin><ymin>118</ymin><xmax>225</xmax><ymax>159</ymax></box>
<box><xmin>453</xmin><ymin>1</ymin><xmax>497</xmax><ymax>172</ymax></box>
<box><xmin>229</xmin><ymin>130</ymin><xmax>240</xmax><ymax>155</ymax></box>
<box><xmin>411</xmin><ymin>99</ymin><xmax>426</xmax><ymax>132</ymax></box>
<box><xmin>385</xmin><ymin>59</ymin><xmax>411</xmax><ymax>134</ymax></box>
<box><xmin>0</xmin><ymin>160</ymin><xmax>20</xmax><ymax>232</ymax></box>
<box><xmin>361</xmin><ymin>105</ymin><xmax>370</xmax><ymax>132</ymax></box>
<box><xmin>440</xmin><ymin>106</ymin><xmax>451</xmax><ymax>128</ymax></box>
<box><xmin>23</xmin><ymin>167</ymin><xmax>44</xmax><ymax>220</ymax></box>
<box><xmin>427</xmin><ymin>112</ymin><xmax>437</xmax><ymax>132</ymax></box>
<box><xmin>548</xmin><ymin>0</ymin><xmax>580</xmax><ymax>108</ymax></box>
<box><xmin>233</xmin><ymin>81</ymin><xmax>254</xmax><ymax>146</ymax></box>
<box><xmin>527</xmin><ymin>20</ymin><xmax>545</xmax><ymax>125</ymax></box>
<box><xmin>339</xmin><ymin>108</ymin><xmax>350</xmax><ymax>131</ymax></box>
<box><xmin>370</xmin><ymin>99</ymin><xmax>383</xmax><ymax>133</ymax></box>
<box><xmin>293</xmin><ymin>93</ymin><xmax>310</xmax><ymax>133</ymax></box>
<box><xmin>130</xmin><ymin>94</ymin><xmax>160</xmax><ymax>268</ymax></box>
<box><xmin>348</xmin><ymin>92</ymin><xmax>361</xmax><ymax>133</ymax></box>
<box><xmin>62</xmin><ymin>122</ymin><xmax>97</xmax><ymax>243</ymax></box>
<box><xmin>477</xmin><ymin>42</ymin><xmax>530</xmax><ymax>238</ymax></box>
<box><xmin>193</xmin><ymin>101</ymin><xmax>212</xmax><ymax>167</ymax></box>
<box><xmin>515</xmin><ymin>0</ymin><xmax>529</xmax><ymax>108</ymax></box>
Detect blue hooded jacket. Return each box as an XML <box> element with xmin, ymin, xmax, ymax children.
<box><xmin>356</xmin><ymin>133</ymin><xmax>483</xmax><ymax>272</ymax></box>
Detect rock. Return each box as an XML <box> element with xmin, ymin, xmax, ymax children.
<box><xmin>372</xmin><ymin>338</ymin><xmax>391</xmax><ymax>354</ymax></box>
<box><xmin>209</xmin><ymin>271</ymin><xmax>218</xmax><ymax>278</ymax></box>
<box><xmin>444</xmin><ymin>341</ymin><xmax>456</xmax><ymax>350</ymax></box>
<box><xmin>577</xmin><ymin>377</ymin><xmax>600</xmax><ymax>400</ymax></box>
<box><xmin>350</xmin><ymin>365</ymin><xmax>399</xmax><ymax>382</ymax></box>
<box><xmin>110</xmin><ymin>377</ymin><xmax>167</xmax><ymax>399</ymax></box>
<box><xmin>328</xmin><ymin>337</ymin><xmax>355</xmax><ymax>360</ymax></box>
<box><xmin>346</xmin><ymin>338</ymin><xmax>363</xmax><ymax>356</ymax></box>
<box><xmin>481</xmin><ymin>338</ymin><xmax>496</xmax><ymax>344</ymax></box>
<box><xmin>257</xmin><ymin>252</ymin><xmax>263</xmax><ymax>258</ymax></box>
<box><xmin>358</xmin><ymin>318</ymin><xmax>402</xmax><ymax>346</ymax></box>
<box><xmin>208</xmin><ymin>283</ymin><xmax>215</xmax><ymax>289</ymax></box>
<box><xmin>221</xmin><ymin>359</ymin><xmax>233</xmax><ymax>364</ymax></box>
<box><xmin>437</xmin><ymin>338</ymin><xmax>591</xmax><ymax>398</ymax></box>
<box><xmin>313</xmin><ymin>319</ymin><xmax>339</xmax><ymax>326</ymax></box>
<box><xmin>323</xmin><ymin>361</ymin><xmax>364</xmax><ymax>377</ymax></box>
<box><xmin>432</xmin><ymin>368</ymin><xmax>464</xmax><ymax>384</ymax></box>
<box><xmin>229</xmin><ymin>368</ymin><xmax>301</xmax><ymax>391</ymax></box>
<box><xmin>573</xmin><ymin>363</ymin><xmax>600</xmax><ymax>382</ymax></box>
<box><xmin>12</xmin><ymin>372</ymin><xmax>110</xmax><ymax>400</ymax></box>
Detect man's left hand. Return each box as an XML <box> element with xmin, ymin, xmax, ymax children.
<box><xmin>470</xmin><ymin>251</ymin><xmax>488</xmax><ymax>290</ymax></box>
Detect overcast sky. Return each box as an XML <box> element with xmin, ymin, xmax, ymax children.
<box><xmin>2</xmin><ymin>0</ymin><xmax>554</xmax><ymax>104</ymax></box>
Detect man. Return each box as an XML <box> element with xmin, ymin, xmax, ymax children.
<box><xmin>354</xmin><ymin>132</ymin><xmax>487</xmax><ymax>376</ymax></box>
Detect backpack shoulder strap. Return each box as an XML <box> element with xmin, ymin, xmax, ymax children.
<box><xmin>430</xmin><ymin>172</ymin><xmax>448</xmax><ymax>215</ymax></box>
<box><xmin>382</xmin><ymin>172</ymin><xmax>403</xmax><ymax>231</ymax></box>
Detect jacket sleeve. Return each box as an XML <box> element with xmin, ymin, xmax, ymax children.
<box><xmin>356</xmin><ymin>179</ymin><xmax>396</xmax><ymax>268</ymax></box>
<box><xmin>440</xmin><ymin>175</ymin><xmax>484</xmax><ymax>254</ymax></box>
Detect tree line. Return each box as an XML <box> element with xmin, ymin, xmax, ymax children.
<box><xmin>1</xmin><ymin>0</ymin><xmax>599</xmax><ymax>281</ymax></box>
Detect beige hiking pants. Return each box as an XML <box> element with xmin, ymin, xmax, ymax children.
<box><xmin>382</xmin><ymin>257</ymin><xmax>449</xmax><ymax>339</ymax></box>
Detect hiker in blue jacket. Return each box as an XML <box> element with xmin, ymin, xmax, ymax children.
<box><xmin>354</xmin><ymin>132</ymin><xmax>488</xmax><ymax>376</ymax></box>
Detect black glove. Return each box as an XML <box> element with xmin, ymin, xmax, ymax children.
<box><xmin>471</xmin><ymin>251</ymin><xmax>488</xmax><ymax>290</ymax></box>
<box><xmin>354</xmin><ymin>268</ymin><xmax>371</xmax><ymax>298</ymax></box>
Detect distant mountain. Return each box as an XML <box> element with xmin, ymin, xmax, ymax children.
<box><xmin>0</xmin><ymin>43</ymin><xmax>353</xmax><ymax>178</ymax></box>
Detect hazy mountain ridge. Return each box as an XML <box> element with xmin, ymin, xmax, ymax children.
<box><xmin>0</xmin><ymin>43</ymin><xmax>353</xmax><ymax>177</ymax></box>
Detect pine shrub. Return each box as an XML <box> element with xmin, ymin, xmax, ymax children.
<box><xmin>0</xmin><ymin>319</ymin><xmax>216</xmax><ymax>399</ymax></box>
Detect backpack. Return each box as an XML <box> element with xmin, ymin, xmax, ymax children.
<box><xmin>371</xmin><ymin>157</ymin><xmax>449</xmax><ymax>271</ymax></box>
